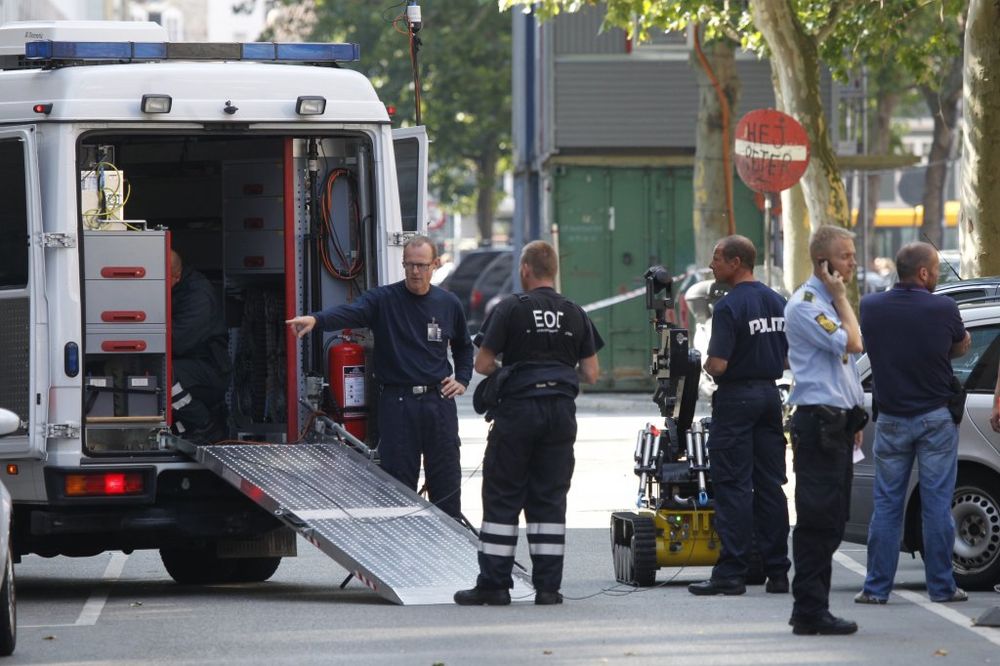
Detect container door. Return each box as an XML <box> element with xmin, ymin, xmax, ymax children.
<box><xmin>0</xmin><ymin>128</ymin><xmax>47</xmax><ymax>458</ymax></box>
<box><xmin>392</xmin><ymin>126</ymin><xmax>428</xmax><ymax>233</ymax></box>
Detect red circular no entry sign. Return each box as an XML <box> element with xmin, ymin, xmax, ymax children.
<box><xmin>734</xmin><ymin>109</ymin><xmax>810</xmax><ymax>193</ymax></box>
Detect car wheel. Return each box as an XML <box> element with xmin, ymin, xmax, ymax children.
<box><xmin>952</xmin><ymin>473</ymin><xmax>1000</xmax><ymax>591</ymax></box>
<box><xmin>0</xmin><ymin>546</ymin><xmax>16</xmax><ymax>656</ymax></box>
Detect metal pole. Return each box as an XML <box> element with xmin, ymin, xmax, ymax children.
<box><xmin>763</xmin><ymin>193</ymin><xmax>772</xmax><ymax>287</ymax></box>
<box><xmin>859</xmin><ymin>67</ymin><xmax>869</xmax><ymax>293</ymax></box>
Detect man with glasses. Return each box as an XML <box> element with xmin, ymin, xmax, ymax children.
<box><xmin>286</xmin><ymin>235</ymin><xmax>472</xmax><ymax>518</ymax></box>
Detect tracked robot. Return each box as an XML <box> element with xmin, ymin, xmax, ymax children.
<box><xmin>610</xmin><ymin>266</ymin><xmax>720</xmax><ymax>586</ymax></box>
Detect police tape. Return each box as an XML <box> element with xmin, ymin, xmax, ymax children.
<box><xmin>580</xmin><ymin>287</ymin><xmax>645</xmax><ymax>313</ymax></box>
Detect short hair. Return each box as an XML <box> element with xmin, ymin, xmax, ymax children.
<box><xmin>718</xmin><ymin>235</ymin><xmax>756</xmax><ymax>269</ymax></box>
<box><xmin>809</xmin><ymin>225</ymin><xmax>855</xmax><ymax>260</ymax></box>
<box><xmin>521</xmin><ymin>240</ymin><xmax>558</xmax><ymax>281</ymax></box>
<box><xmin>403</xmin><ymin>234</ymin><xmax>437</xmax><ymax>260</ymax></box>
<box><xmin>895</xmin><ymin>242</ymin><xmax>937</xmax><ymax>281</ymax></box>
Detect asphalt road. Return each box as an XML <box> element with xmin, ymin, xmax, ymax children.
<box><xmin>7</xmin><ymin>395</ymin><xmax>1000</xmax><ymax>664</ymax></box>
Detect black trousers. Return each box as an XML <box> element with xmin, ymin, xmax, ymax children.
<box><xmin>477</xmin><ymin>396</ymin><xmax>577</xmax><ymax>593</ymax></box>
<box><xmin>172</xmin><ymin>357</ymin><xmax>229</xmax><ymax>442</ymax></box>
<box><xmin>789</xmin><ymin>407</ymin><xmax>854</xmax><ymax>620</ymax></box>
<box><xmin>377</xmin><ymin>387</ymin><xmax>462</xmax><ymax>518</ymax></box>
<box><xmin>708</xmin><ymin>380</ymin><xmax>790</xmax><ymax>581</ymax></box>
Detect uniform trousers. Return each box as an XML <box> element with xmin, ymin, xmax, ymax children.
<box><xmin>789</xmin><ymin>406</ymin><xmax>853</xmax><ymax>620</ymax></box>
<box><xmin>476</xmin><ymin>395</ymin><xmax>576</xmax><ymax>593</ymax></box>
<box><xmin>172</xmin><ymin>357</ymin><xmax>229</xmax><ymax>443</ymax></box>
<box><xmin>377</xmin><ymin>386</ymin><xmax>462</xmax><ymax>518</ymax></box>
<box><xmin>708</xmin><ymin>380</ymin><xmax>790</xmax><ymax>581</ymax></box>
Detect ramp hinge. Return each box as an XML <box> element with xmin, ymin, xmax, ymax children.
<box><xmin>45</xmin><ymin>423</ymin><xmax>81</xmax><ymax>439</ymax></box>
<box><xmin>388</xmin><ymin>231</ymin><xmax>418</xmax><ymax>246</ymax></box>
<box><xmin>41</xmin><ymin>232</ymin><xmax>77</xmax><ymax>248</ymax></box>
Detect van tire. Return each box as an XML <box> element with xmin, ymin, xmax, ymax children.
<box><xmin>0</xmin><ymin>546</ymin><xmax>16</xmax><ymax>656</ymax></box>
<box><xmin>161</xmin><ymin>547</ymin><xmax>281</xmax><ymax>585</ymax></box>
<box><xmin>229</xmin><ymin>557</ymin><xmax>281</xmax><ymax>583</ymax></box>
<box><xmin>951</xmin><ymin>472</ymin><xmax>1000</xmax><ymax>591</ymax></box>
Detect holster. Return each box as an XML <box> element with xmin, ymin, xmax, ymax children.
<box><xmin>813</xmin><ymin>405</ymin><xmax>847</xmax><ymax>452</ymax></box>
<box><xmin>947</xmin><ymin>375</ymin><xmax>966</xmax><ymax>425</ymax></box>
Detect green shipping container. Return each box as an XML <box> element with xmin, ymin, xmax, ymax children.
<box><xmin>553</xmin><ymin>164</ymin><xmax>763</xmax><ymax>391</ymax></box>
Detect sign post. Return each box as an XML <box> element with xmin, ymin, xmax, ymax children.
<box><xmin>733</xmin><ymin>109</ymin><xmax>810</xmax><ymax>286</ymax></box>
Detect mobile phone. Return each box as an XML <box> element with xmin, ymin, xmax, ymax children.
<box><xmin>821</xmin><ymin>259</ymin><xmax>835</xmax><ymax>276</ymax></box>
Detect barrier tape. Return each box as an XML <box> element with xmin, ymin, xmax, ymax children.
<box><xmin>581</xmin><ymin>287</ymin><xmax>645</xmax><ymax>313</ymax></box>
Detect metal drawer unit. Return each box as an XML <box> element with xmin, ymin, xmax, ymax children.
<box><xmin>223</xmin><ymin>161</ymin><xmax>285</xmax><ymax>274</ymax></box>
<box><xmin>83</xmin><ymin>230</ymin><xmax>169</xmax><ymax>425</ymax></box>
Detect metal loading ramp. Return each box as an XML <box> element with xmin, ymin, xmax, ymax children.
<box><xmin>191</xmin><ymin>440</ymin><xmax>534</xmax><ymax>605</ymax></box>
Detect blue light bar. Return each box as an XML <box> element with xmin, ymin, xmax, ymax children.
<box><xmin>24</xmin><ymin>39</ymin><xmax>359</xmax><ymax>65</ymax></box>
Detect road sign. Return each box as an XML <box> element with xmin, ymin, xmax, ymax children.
<box><xmin>734</xmin><ymin>109</ymin><xmax>810</xmax><ymax>193</ymax></box>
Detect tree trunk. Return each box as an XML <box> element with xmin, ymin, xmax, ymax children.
<box><xmin>475</xmin><ymin>150</ymin><xmax>498</xmax><ymax>244</ymax></box>
<box><xmin>751</xmin><ymin>0</ymin><xmax>854</xmax><ymax>300</ymax></box>
<box><xmin>863</xmin><ymin>89</ymin><xmax>898</xmax><ymax>271</ymax></box>
<box><xmin>920</xmin><ymin>52</ymin><xmax>963</xmax><ymax>248</ymax></box>
<box><xmin>960</xmin><ymin>0</ymin><xmax>1000</xmax><ymax>278</ymax></box>
<box><xmin>781</xmin><ymin>183</ymin><xmax>810</xmax><ymax>291</ymax></box>
<box><xmin>690</xmin><ymin>38</ymin><xmax>741</xmax><ymax>268</ymax></box>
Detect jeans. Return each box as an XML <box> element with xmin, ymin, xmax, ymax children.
<box><xmin>862</xmin><ymin>406</ymin><xmax>958</xmax><ymax>601</ymax></box>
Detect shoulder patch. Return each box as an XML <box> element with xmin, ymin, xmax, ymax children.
<box><xmin>803</xmin><ymin>291</ymin><xmax>814</xmax><ymax>302</ymax></box>
<box><xmin>814</xmin><ymin>313</ymin><xmax>838</xmax><ymax>334</ymax></box>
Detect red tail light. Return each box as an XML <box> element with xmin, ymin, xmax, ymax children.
<box><xmin>65</xmin><ymin>472</ymin><xmax>145</xmax><ymax>497</ymax></box>
<box><xmin>470</xmin><ymin>289</ymin><xmax>483</xmax><ymax>309</ymax></box>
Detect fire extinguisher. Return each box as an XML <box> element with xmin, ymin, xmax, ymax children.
<box><xmin>328</xmin><ymin>329</ymin><xmax>367</xmax><ymax>440</ymax></box>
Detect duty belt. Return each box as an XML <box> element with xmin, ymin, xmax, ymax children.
<box><xmin>382</xmin><ymin>384</ymin><xmax>438</xmax><ymax>395</ymax></box>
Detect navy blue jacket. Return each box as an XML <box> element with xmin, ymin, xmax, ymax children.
<box><xmin>172</xmin><ymin>265</ymin><xmax>229</xmax><ymax>372</ymax></box>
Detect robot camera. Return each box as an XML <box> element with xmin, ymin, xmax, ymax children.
<box><xmin>644</xmin><ymin>265</ymin><xmax>674</xmax><ymax>312</ymax></box>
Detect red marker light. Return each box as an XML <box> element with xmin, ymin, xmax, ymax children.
<box><xmin>386</xmin><ymin>104</ymin><xmax>396</xmax><ymax>116</ymax></box>
<box><xmin>33</xmin><ymin>103</ymin><xmax>53</xmax><ymax>114</ymax></box>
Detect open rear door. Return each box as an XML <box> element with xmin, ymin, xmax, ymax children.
<box><xmin>392</xmin><ymin>126</ymin><xmax>428</xmax><ymax>233</ymax></box>
<box><xmin>0</xmin><ymin>128</ymin><xmax>47</xmax><ymax>458</ymax></box>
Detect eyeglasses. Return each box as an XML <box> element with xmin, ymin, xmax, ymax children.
<box><xmin>403</xmin><ymin>262</ymin><xmax>433</xmax><ymax>272</ymax></box>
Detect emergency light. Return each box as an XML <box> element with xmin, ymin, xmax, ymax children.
<box><xmin>24</xmin><ymin>39</ymin><xmax>360</xmax><ymax>65</ymax></box>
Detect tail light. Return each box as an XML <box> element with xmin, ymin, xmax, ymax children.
<box><xmin>470</xmin><ymin>289</ymin><xmax>483</xmax><ymax>310</ymax></box>
<box><xmin>65</xmin><ymin>472</ymin><xmax>145</xmax><ymax>497</ymax></box>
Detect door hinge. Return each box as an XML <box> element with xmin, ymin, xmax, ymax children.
<box><xmin>41</xmin><ymin>232</ymin><xmax>77</xmax><ymax>248</ymax></box>
<box><xmin>45</xmin><ymin>423</ymin><xmax>81</xmax><ymax>439</ymax></box>
<box><xmin>389</xmin><ymin>231</ymin><xmax>418</xmax><ymax>246</ymax></box>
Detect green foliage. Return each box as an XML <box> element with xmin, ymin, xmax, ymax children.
<box><xmin>309</xmin><ymin>0</ymin><xmax>512</xmax><ymax>214</ymax></box>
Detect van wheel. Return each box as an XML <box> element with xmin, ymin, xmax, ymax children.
<box><xmin>229</xmin><ymin>557</ymin><xmax>281</xmax><ymax>583</ymax></box>
<box><xmin>952</xmin><ymin>473</ymin><xmax>1000</xmax><ymax>591</ymax></box>
<box><xmin>161</xmin><ymin>547</ymin><xmax>281</xmax><ymax>585</ymax></box>
<box><xmin>0</xmin><ymin>546</ymin><xmax>16</xmax><ymax>656</ymax></box>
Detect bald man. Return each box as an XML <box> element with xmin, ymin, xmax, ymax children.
<box><xmin>170</xmin><ymin>250</ymin><xmax>230</xmax><ymax>444</ymax></box>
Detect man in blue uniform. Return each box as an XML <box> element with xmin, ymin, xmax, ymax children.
<box><xmin>454</xmin><ymin>240</ymin><xmax>602</xmax><ymax>606</ymax></box>
<box><xmin>170</xmin><ymin>250</ymin><xmax>231</xmax><ymax>444</ymax></box>
<box><xmin>286</xmin><ymin>236</ymin><xmax>473</xmax><ymax>518</ymax></box>
<box><xmin>785</xmin><ymin>226</ymin><xmax>865</xmax><ymax>635</ymax></box>
<box><xmin>689</xmin><ymin>235</ymin><xmax>790</xmax><ymax>596</ymax></box>
<box><xmin>856</xmin><ymin>241</ymin><xmax>970</xmax><ymax>604</ymax></box>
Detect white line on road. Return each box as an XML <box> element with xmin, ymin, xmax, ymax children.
<box><xmin>75</xmin><ymin>552</ymin><xmax>128</xmax><ymax>626</ymax></box>
<box><xmin>833</xmin><ymin>550</ymin><xmax>1000</xmax><ymax>647</ymax></box>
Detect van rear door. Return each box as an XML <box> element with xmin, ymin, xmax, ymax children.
<box><xmin>392</xmin><ymin>126</ymin><xmax>428</xmax><ymax>233</ymax></box>
<box><xmin>0</xmin><ymin>128</ymin><xmax>47</xmax><ymax>458</ymax></box>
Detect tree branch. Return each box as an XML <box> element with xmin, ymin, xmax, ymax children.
<box><xmin>815</xmin><ymin>0</ymin><xmax>863</xmax><ymax>45</ymax></box>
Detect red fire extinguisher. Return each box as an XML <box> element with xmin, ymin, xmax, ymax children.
<box><xmin>328</xmin><ymin>329</ymin><xmax>367</xmax><ymax>440</ymax></box>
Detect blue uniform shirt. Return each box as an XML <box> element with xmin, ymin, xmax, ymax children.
<box><xmin>708</xmin><ymin>281</ymin><xmax>788</xmax><ymax>383</ymax></box>
<box><xmin>860</xmin><ymin>283</ymin><xmax>966</xmax><ymax>417</ymax></box>
<box><xmin>785</xmin><ymin>276</ymin><xmax>863</xmax><ymax>409</ymax></box>
<box><xmin>310</xmin><ymin>281</ymin><xmax>473</xmax><ymax>387</ymax></box>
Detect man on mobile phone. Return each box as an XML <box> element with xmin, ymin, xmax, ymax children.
<box><xmin>784</xmin><ymin>226</ymin><xmax>866</xmax><ymax>636</ymax></box>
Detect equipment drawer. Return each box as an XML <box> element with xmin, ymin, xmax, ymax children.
<box><xmin>85</xmin><ymin>279</ymin><xmax>166</xmax><ymax>325</ymax></box>
<box><xmin>223</xmin><ymin>196</ymin><xmax>285</xmax><ymax>232</ymax></box>
<box><xmin>223</xmin><ymin>161</ymin><xmax>284</xmax><ymax>198</ymax></box>
<box><xmin>85</xmin><ymin>327</ymin><xmax>165</xmax><ymax>355</ymax></box>
<box><xmin>225</xmin><ymin>230</ymin><xmax>285</xmax><ymax>273</ymax></box>
<box><xmin>84</xmin><ymin>230</ymin><xmax>166</xmax><ymax>281</ymax></box>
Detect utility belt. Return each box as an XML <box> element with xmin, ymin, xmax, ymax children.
<box><xmin>797</xmin><ymin>404</ymin><xmax>869</xmax><ymax>452</ymax></box>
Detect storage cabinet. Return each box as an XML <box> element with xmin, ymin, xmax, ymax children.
<box><xmin>223</xmin><ymin>161</ymin><xmax>285</xmax><ymax>274</ymax></box>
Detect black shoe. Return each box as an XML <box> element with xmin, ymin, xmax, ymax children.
<box><xmin>766</xmin><ymin>574</ymin><xmax>789</xmax><ymax>594</ymax></box>
<box><xmin>688</xmin><ymin>578</ymin><xmax>746</xmax><ymax>596</ymax></box>
<box><xmin>790</xmin><ymin>612</ymin><xmax>858</xmax><ymax>636</ymax></box>
<box><xmin>535</xmin><ymin>591</ymin><xmax>563</xmax><ymax>605</ymax></box>
<box><xmin>454</xmin><ymin>587</ymin><xmax>511</xmax><ymax>606</ymax></box>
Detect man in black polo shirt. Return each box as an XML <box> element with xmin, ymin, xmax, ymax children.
<box><xmin>454</xmin><ymin>240</ymin><xmax>603</xmax><ymax>606</ymax></box>
<box><xmin>689</xmin><ymin>235</ymin><xmax>790</xmax><ymax>597</ymax></box>
<box><xmin>286</xmin><ymin>235</ymin><xmax>473</xmax><ymax>519</ymax></box>
<box><xmin>855</xmin><ymin>241</ymin><xmax>970</xmax><ymax>604</ymax></box>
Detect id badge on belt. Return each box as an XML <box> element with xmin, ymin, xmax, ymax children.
<box><xmin>427</xmin><ymin>318</ymin><xmax>442</xmax><ymax>342</ymax></box>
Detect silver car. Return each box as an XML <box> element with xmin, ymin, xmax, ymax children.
<box><xmin>0</xmin><ymin>409</ymin><xmax>18</xmax><ymax>655</ymax></box>
<box><xmin>844</xmin><ymin>301</ymin><xmax>1000</xmax><ymax>590</ymax></box>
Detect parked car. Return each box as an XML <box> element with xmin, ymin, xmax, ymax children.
<box><xmin>439</xmin><ymin>248</ymin><xmax>510</xmax><ymax>320</ymax></box>
<box><xmin>935</xmin><ymin>276</ymin><xmax>1000</xmax><ymax>305</ymax></box>
<box><xmin>844</xmin><ymin>301</ymin><xmax>1000</xmax><ymax>590</ymax></box>
<box><xmin>467</xmin><ymin>251</ymin><xmax>514</xmax><ymax>333</ymax></box>
<box><xmin>0</xmin><ymin>410</ymin><xmax>17</xmax><ymax>656</ymax></box>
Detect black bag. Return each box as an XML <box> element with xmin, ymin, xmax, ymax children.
<box><xmin>947</xmin><ymin>375</ymin><xmax>967</xmax><ymax>425</ymax></box>
<box><xmin>473</xmin><ymin>364</ymin><xmax>515</xmax><ymax>417</ymax></box>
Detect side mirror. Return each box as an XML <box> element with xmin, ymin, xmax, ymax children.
<box><xmin>0</xmin><ymin>409</ymin><xmax>23</xmax><ymax>437</ymax></box>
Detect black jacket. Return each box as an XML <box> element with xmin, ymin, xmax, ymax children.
<box><xmin>172</xmin><ymin>266</ymin><xmax>229</xmax><ymax>373</ymax></box>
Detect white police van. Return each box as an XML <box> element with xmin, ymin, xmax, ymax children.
<box><xmin>0</xmin><ymin>20</ymin><xmax>424</xmax><ymax>584</ymax></box>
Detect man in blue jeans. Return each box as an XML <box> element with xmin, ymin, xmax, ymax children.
<box><xmin>857</xmin><ymin>241</ymin><xmax>971</xmax><ymax>604</ymax></box>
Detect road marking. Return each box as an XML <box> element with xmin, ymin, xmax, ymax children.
<box><xmin>833</xmin><ymin>550</ymin><xmax>1000</xmax><ymax>647</ymax></box>
<box><xmin>75</xmin><ymin>552</ymin><xmax>128</xmax><ymax>626</ymax></box>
